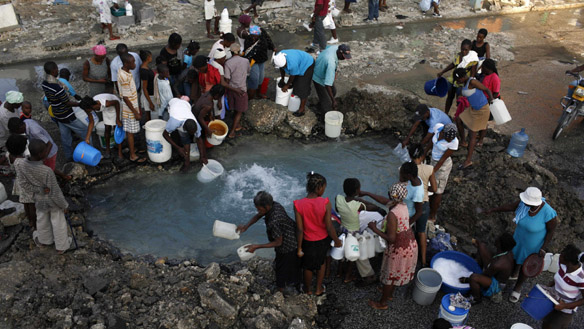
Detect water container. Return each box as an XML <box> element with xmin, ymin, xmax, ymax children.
<box><xmin>542</xmin><ymin>253</ymin><xmax>553</xmax><ymax>271</ymax></box>
<box><xmin>288</xmin><ymin>94</ymin><xmax>301</xmax><ymax>112</ymax></box>
<box><xmin>374</xmin><ymin>234</ymin><xmax>385</xmax><ymax>253</ymax></box>
<box><xmin>95</xmin><ymin>122</ymin><xmax>116</xmax><ymax>149</ymax></box>
<box><xmin>197</xmin><ymin>159</ymin><xmax>224</xmax><ymax>183</ymax></box>
<box><xmin>125</xmin><ymin>1</ymin><xmax>133</xmax><ymax>16</ymax></box>
<box><xmin>392</xmin><ymin>144</ymin><xmax>411</xmax><ymax>163</ymax></box>
<box><xmin>238</xmin><ymin>244</ymin><xmax>255</xmax><ymax>261</ymax></box>
<box><xmin>357</xmin><ymin>234</ymin><xmax>368</xmax><ymax>260</ymax></box>
<box><xmin>548</xmin><ymin>254</ymin><xmax>560</xmax><ymax>273</ymax></box>
<box><xmin>73</xmin><ymin>142</ymin><xmax>102</xmax><ymax>167</ymax></box>
<box><xmin>0</xmin><ymin>183</ymin><xmax>7</xmax><ymax>204</ymax></box>
<box><xmin>207</xmin><ymin>120</ymin><xmax>229</xmax><ymax>146</ymax></box>
<box><xmin>365</xmin><ymin>231</ymin><xmax>375</xmax><ymax>258</ymax></box>
<box><xmin>324</xmin><ymin>111</ymin><xmax>344</xmax><ymax>138</ymax></box>
<box><xmin>212</xmin><ymin>220</ymin><xmax>240</xmax><ymax>240</ymax></box>
<box><xmin>506</xmin><ymin>128</ymin><xmax>528</xmax><ymax>158</ymax></box>
<box><xmin>521</xmin><ymin>284</ymin><xmax>558</xmax><ymax>320</ymax></box>
<box><xmin>344</xmin><ymin>233</ymin><xmax>360</xmax><ymax>261</ymax></box>
<box><xmin>330</xmin><ymin>233</ymin><xmax>345</xmax><ymax>260</ymax></box>
<box><xmin>510</xmin><ymin>324</ymin><xmax>534</xmax><ymax>329</ymax></box>
<box><xmin>218</xmin><ymin>19</ymin><xmax>232</xmax><ymax>34</ymax></box>
<box><xmin>220</xmin><ymin>7</ymin><xmax>229</xmax><ymax>21</ymax></box>
<box><xmin>275</xmin><ymin>77</ymin><xmax>292</xmax><ymax>106</ymax></box>
<box><xmin>145</xmin><ymin>119</ymin><xmax>172</xmax><ymax>163</ymax></box>
<box><xmin>114</xmin><ymin>125</ymin><xmax>125</xmax><ymax>144</ymax></box>
<box><xmin>438</xmin><ymin>294</ymin><xmax>469</xmax><ymax>326</ymax></box>
<box><xmin>189</xmin><ymin>143</ymin><xmax>200</xmax><ymax>162</ymax></box>
<box><xmin>73</xmin><ymin>107</ymin><xmax>99</xmax><ymax>129</ymax></box>
<box><xmin>412</xmin><ymin>268</ymin><xmax>443</xmax><ymax>305</ymax></box>
<box><xmin>424</xmin><ymin>77</ymin><xmax>449</xmax><ymax>97</ymax></box>
<box><xmin>490</xmin><ymin>99</ymin><xmax>512</xmax><ymax>125</ymax></box>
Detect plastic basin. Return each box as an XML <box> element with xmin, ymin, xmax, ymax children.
<box><xmin>431</xmin><ymin>250</ymin><xmax>482</xmax><ymax>294</ymax></box>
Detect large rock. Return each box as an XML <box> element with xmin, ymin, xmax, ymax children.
<box><xmin>62</xmin><ymin>162</ymin><xmax>88</xmax><ymax>180</ymax></box>
<box><xmin>286</xmin><ymin>110</ymin><xmax>317</xmax><ymax>137</ymax></box>
<box><xmin>0</xmin><ymin>4</ymin><xmax>19</xmax><ymax>32</ymax></box>
<box><xmin>0</xmin><ymin>200</ymin><xmax>25</xmax><ymax>227</ymax></box>
<box><xmin>245</xmin><ymin>100</ymin><xmax>288</xmax><ymax>133</ymax></box>
<box><xmin>0</xmin><ymin>261</ymin><xmax>34</xmax><ymax>302</ymax></box>
<box><xmin>197</xmin><ymin>283</ymin><xmax>238</xmax><ymax>326</ymax></box>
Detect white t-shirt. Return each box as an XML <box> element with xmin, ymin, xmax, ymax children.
<box><xmin>93</xmin><ymin>93</ymin><xmax>120</xmax><ymax>126</ymax></box>
<box><xmin>0</xmin><ymin>103</ymin><xmax>22</xmax><ymax>148</ymax></box>
<box><xmin>431</xmin><ymin>123</ymin><xmax>459</xmax><ymax>161</ymax></box>
<box><xmin>208</xmin><ymin>40</ymin><xmax>232</xmax><ymax>63</ymax></box>
<box><xmin>166</xmin><ymin>98</ymin><xmax>201</xmax><ymax>136</ymax></box>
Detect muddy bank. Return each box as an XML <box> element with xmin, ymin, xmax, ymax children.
<box><xmin>0</xmin><ymin>88</ymin><xmax>583</xmax><ymax>328</ymax></box>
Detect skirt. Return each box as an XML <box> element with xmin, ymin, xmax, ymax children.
<box><xmin>459</xmin><ymin>103</ymin><xmax>490</xmax><ymax>132</ymax></box>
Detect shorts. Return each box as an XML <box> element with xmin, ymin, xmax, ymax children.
<box><xmin>123</xmin><ymin>117</ymin><xmax>140</xmax><ymax>134</ymax></box>
<box><xmin>481</xmin><ymin>276</ymin><xmax>501</xmax><ymax>297</ymax></box>
<box><xmin>247</xmin><ymin>61</ymin><xmax>265</xmax><ymax>90</ymax></box>
<box><xmin>301</xmin><ymin>238</ymin><xmax>330</xmax><ymax>271</ymax></box>
<box><xmin>431</xmin><ymin>157</ymin><xmax>452</xmax><ymax>194</ymax></box>
<box><xmin>415</xmin><ymin>202</ymin><xmax>430</xmax><ymax>233</ymax></box>
<box><xmin>43</xmin><ymin>153</ymin><xmax>57</xmax><ymax>171</ymax></box>
<box><xmin>275</xmin><ymin>250</ymin><xmax>300</xmax><ymax>288</ymax></box>
<box><xmin>291</xmin><ymin>62</ymin><xmax>315</xmax><ymax>99</ymax></box>
<box><xmin>102</xmin><ymin>108</ymin><xmax>117</xmax><ymax>126</ymax></box>
<box><xmin>140</xmin><ymin>92</ymin><xmax>153</xmax><ymax>112</ymax></box>
<box><xmin>542</xmin><ymin>310</ymin><xmax>574</xmax><ymax>329</ymax></box>
<box><xmin>204</xmin><ymin>0</ymin><xmax>217</xmax><ymax>20</ymax></box>
<box><xmin>228</xmin><ymin>90</ymin><xmax>249</xmax><ymax>113</ymax></box>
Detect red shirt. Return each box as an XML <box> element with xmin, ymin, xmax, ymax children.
<box><xmin>198</xmin><ymin>64</ymin><xmax>221</xmax><ymax>93</ymax></box>
<box><xmin>314</xmin><ymin>0</ymin><xmax>330</xmax><ymax>17</ymax></box>
<box><xmin>294</xmin><ymin>197</ymin><xmax>329</xmax><ymax>241</ymax></box>
<box><xmin>482</xmin><ymin>73</ymin><xmax>500</xmax><ymax>98</ymax></box>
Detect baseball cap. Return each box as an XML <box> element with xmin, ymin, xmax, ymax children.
<box><xmin>413</xmin><ymin>104</ymin><xmax>430</xmax><ymax>121</ymax></box>
<box><xmin>338</xmin><ymin>44</ymin><xmax>351</xmax><ymax>59</ymax></box>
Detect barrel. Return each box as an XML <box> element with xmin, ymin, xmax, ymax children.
<box><xmin>490</xmin><ymin>99</ymin><xmax>512</xmax><ymax>125</ymax></box>
<box><xmin>145</xmin><ymin>119</ymin><xmax>171</xmax><ymax>163</ymax></box>
<box><xmin>412</xmin><ymin>268</ymin><xmax>443</xmax><ymax>305</ymax></box>
<box><xmin>438</xmin><ymin>294</ymin><xmax>469</xmax><ymax>326</ymax></box>
<box><xmin>424</xmin><ymin>77</ymin><xmax>448</xmax><ymax>97</ymax></box>
<box><xmin>73</xmin><ymin>142</ymin><xmax>102</xmax><ymax>167</ymax></box>
<box><xmin>521</xmin><ymin>284</ymin><xmax>558</xmax><ymax>320</ymax></box>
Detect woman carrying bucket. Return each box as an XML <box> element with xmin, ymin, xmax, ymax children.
<box><xmin>542</xmin><ymin>244</ymin><xmax>584</xmax><ymax>329</ymax></box>
<box><xmin>484</xmin><ymin>187</ymin><xmax>558</xmax><ymax>303</ymax></box>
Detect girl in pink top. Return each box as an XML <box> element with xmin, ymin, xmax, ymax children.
<box><xmin>294</xmin><ymin>172</ymin><xmax>341</xmax><ymax>296</ymax></box>
<box><xmin>478</xmin><ymin>58</ymin><xmax>500</xmax><ymax>146</ymax></box>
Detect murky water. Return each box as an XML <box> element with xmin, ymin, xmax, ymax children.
<box><xmin>86</xmin><ymin>137</ymin><xmax>401</xmax><ymax>264</ymax></box>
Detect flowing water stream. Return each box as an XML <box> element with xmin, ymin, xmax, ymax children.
<box><xmin>86</xmin><ymin>137</ymin><xmax>400</xmax><ymax>264</ymax></box>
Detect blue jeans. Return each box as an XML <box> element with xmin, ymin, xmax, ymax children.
<box><xmin>313</xmin><ymin>16</ymin><xmax>327</xmax><ymax>51</ymax></box>
<box><xmin>567</xmin><ymin>80</ymin><xmax>578</xmax><ymax>98</ymax></box>
<box><xmin>58</xmin><ymin>118</ymin><xmax>89</xmax><ymax>161</ymax></box>
<box><xmin>368</xmin><ymin>0</ymin><xmax>379</xmax><ymax>19</ymax></box>
<box><xmin>247</xmin><ymin>62</ymin><xmax>265</xmax><ymax>90</ymax></box>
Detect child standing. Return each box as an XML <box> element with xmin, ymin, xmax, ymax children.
<box><xmin>117</xmin><ymin>53</ymin><xmax>145</xmax><ymax>163</ymax></box>
<box><xmin>15</xmin><ymin>139</ymin><xmax>72</xmax><ymax>254</ymax></box>
<box><xmin>205</xmin><ymin>0</ymin><xmax>220</xmax><ymax>39</ymax></box>
<box><xmin>5</xmin><ymin>135</ymin><xmax>35</xmax><ymax>230</ymax></box>
<box><xmin>91</xmin><ymin>0</ymin><xmax>120</xmax><ymax>40</ymax></box>
<box><xmin>139</xmin><ymin>50</ymin><xmax>155</xmax><ymax>122</ymax></box>
<box><xmin>153</xmin><ymin>64</ymin><xmax>173</xmax><ymax>120</ymax></box>
<box><xmin>20</xmin><ymin>101</ymin><xmax>33</xmax><ymax>121</ymax></box>
<box><xmin>295</xmin><ymin>172</ymin><xmax>342</xmax><ymax>296</ymax></box>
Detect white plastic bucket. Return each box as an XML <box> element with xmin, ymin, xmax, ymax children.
<box><xmin>238</xmin><ymin>244</ymin><xmax>255</xmax><ymax>261</ymax></box>
<box><xmin>365</xmin><ymin>231</ymin><xmax>375</xmax><ymax>258</ymax></box>
<box><xmin>330</xmin><ymin>233</ymin><xmax>345</xmax><ymax>260</ymax></box>
<box><xmin>145</xmin><ymin>119</ymin><xmax>172</xmax><ymax>163</ymax></box>
<box><xmin>207</xmin><ymin>120</ymin><xmax>229</xmax><ymax>146</ymax></box>
<box><xmin>357</xmin><ymin>234</ymin><xmax>368</xmax><ymax>261</ymax></box>
<box><xmin>510</xmin><ymin>324</ymin><xmax>534</xmax><ymax>329</ymax></box>
<box><xmin>95</xmin><ymin>121</ymin><xmax>116</xmax><ymax>149</ymax></box>
<box><xmin>324</xmin><ymin>111</ymin><xmax>343</xmax><ymax>138</ymax></box>
<box><xmin>73</xmin><ymin>107</ymin><xmax>99</xmax><ymax>129</ymax></box>
<box><xmin>548</xmin><ymin>254</ymin><xmax>560</xmax><ymax>273</ymax></box>
<box><xmin>490</xmin><ymin>99</ymin><xmax>512</xmax><ymax>125</ymax></box>
<box><xmin>197</xmin><ymin>159</ymin><xmax>224</xmax><ymax>183</ymax></box>
<box><xmin>213</xmin><ymin>220</ymin><xmax>240</xmax><ymax>240</ymax></box>
<box><xmin>288</xmin><ymin>94</ymin><xmax>301</xmax><ymax>112</ymax></box>
<box><xmin>374</xmin><ymin>234</ymin><xmax>384</xmax><ymax>253</ymax></box>
<box><xmin>412</xmin><ymin>268</ymin><xmax>443</xmax><ymax>305</ymax></box>
<box><xmin>189</xmin><ymin>143</ymin><xmax>200</xmax><ymax>162</ymax></box>
<box><xmin>344</xmin><ymin>233</ymin><xmax>360</xmax><ymax>261</ymax></box>
<box><xmin>275</xmin><ymin>77</ymin><xmax>292</xmax><ymax>106</ymax></box>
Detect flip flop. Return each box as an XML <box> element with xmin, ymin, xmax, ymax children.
<box><xmin>293</xmin><ymin>111</ymin><xmax>305</xmax><ymax>117</ymax></box>
<box><xmin>130</xmin><ymin>156</ymin><xmax>147</xmax><ymax>163</ymax></box>
<box><xmin>315</xmin><ymin>284</ymin><xmax>326</xmax><ymax>296</ymax></box>
<box><xmin>457</xmin><ymin>162</ymin><xmax>473</xmax><ymax>170</ymax></box>
<box><xmin>509</xmin><ymin>290</ymin><xmax>521</xmax><ymax>303</ymax></box>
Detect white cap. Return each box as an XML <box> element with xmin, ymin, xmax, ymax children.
<box><xmin>519</xmin><ymin>187</ymin><xmax>543</xmax><ymax>206</ymax></box>
<box><xmin>272</xmin><ymin>52</ymin><xmax>287</xmax><ymax>69</ymax></box>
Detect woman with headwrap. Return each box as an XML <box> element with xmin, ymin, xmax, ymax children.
<box><xmin>237</xmin><ymin>15</ymin><xmax>252</xmax><ymax>51</ymax></box>
<box><xmin>0</xmin><ymin>91</ymin><xmax>23</xmax><ymax>149</ymax></box>
<box><xmin>244</xmin><ymin>25</ymin><xmax>276</xmax><ymax>99</ymax></box>
<box><xmin>367</xmin><ymin>182</ymin><xmax>418</xmax><ymax>310</ymax></box>
<box><xmin>83</xmin><ymin>45</ymin><xmax>111</xmax><ymax>97</ymax></box>
<box><xmin>424</xmin><ymin>123</ymin><xmax>458</xmax><ymax>222</ymax></box>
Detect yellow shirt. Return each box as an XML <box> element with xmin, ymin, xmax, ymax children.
<box><xmin>117</xmin><ymin>68</ymin><xmax>138</xmax><ymax>119</ymax></box>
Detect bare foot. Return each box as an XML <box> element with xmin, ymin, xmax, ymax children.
<box><xmin>368</xmin><ymin>300</ymin><xmax>389</xmax><ymax>310</ymax></box>
<box><xmin>207</xmin><ymin>33</ymin><xmax>214</xmax><ymax>39</ymax></box>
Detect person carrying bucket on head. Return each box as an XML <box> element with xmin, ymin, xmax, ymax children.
<box><xmin>541</xmin><ymin>244</ymin><xmax>584</xmax><ymax>329</ymax></box>
<box><xmin>162</xmin><ymin>98</ymin><xmax>207</xmax><ymax>172</ymax></box>
<box><xmin>458</xmin><ymin>233</ymin><xmax>516</xmax><ymax>305</ymax></box>
<box><xmin>237</xmin><ymin>191</ymin><xmax>301</xmax><ymax>293</ymax></box>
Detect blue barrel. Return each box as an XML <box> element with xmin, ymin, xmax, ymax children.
<box><xmin>521</xmin><ymin>284</ymin><xmax>557</xmax><ymax>320</ymax></box>
<box><xmin>424</xmin><ymin>77</ymin><xmax>449</xmax><ymax>97</ymax></box>
<box><xmin>506</xmin><ymin>128</ymin><xmax>529</xmax><ymax>158</ymax></box>
<box><xmin>73</xmin><ymin>142</ymin><xmax>102</xmax><ymax>166</ymax></box>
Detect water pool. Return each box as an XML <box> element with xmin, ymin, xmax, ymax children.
<box><xmin>86</xmin><ymin>137</ymin><xmax>401</xmax><ymax>264</ymax></box>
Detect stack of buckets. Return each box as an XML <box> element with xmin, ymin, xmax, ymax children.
<box><xmin>218</xmin><ymin>8</ymin><xmax>232</xmax><ymax>34</ymax></box>
<box><xmin>438</xmin><ymin>294</ymin><xmax>470</xmax><ymax>326</ymax></box>
<box><xmin>412</xmin><ymin>268</ymin><xmax>442</xmax><ymax>306</ymax></box>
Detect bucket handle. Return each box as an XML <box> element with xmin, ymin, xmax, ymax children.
<box><xmin>202</xmin><ymin>163</ymin><xmax>220</xmax><ymax>178</ymax></box>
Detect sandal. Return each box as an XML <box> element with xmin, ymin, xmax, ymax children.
<box><xmin>509</xmin><ymin>290</ymin><xmax>521</xmax><ymax>303</ymax></box>
<box><xmin>315</xmin><ymin>284</ymin><xmax>326</xmax><ymax>296</ymax></box>
<box><xmin>293</xmin><ymin>111</ymin><xmax>305</xmax><ymax>117</ymax></box>
<box><xmin>457</xmin><ymin>162</ymin><xmax>473</xmax><ymax>170</ymax></box>
<box><xmin>368</xmin><ymin>300</ymin><xmax>389</xmax><ymax>310</ymax></box>
<box><xmin>129</xmin><ymin>156</ymin><xmax>147</xmax><ymax>163</ymax></box>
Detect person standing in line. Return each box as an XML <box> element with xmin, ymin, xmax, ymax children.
<box><xmin>204</xmin><ymin>0</ymin><xmax>220</xmax><ymax>39</ymax></box>
<box><xmin>0</xmin><ymin>91</ymin><xmax>23</xmax><ymax>150</ymax></box>
<box><xmin>243</xmin><ymin>25</ymin><xmax>276</xmax><ymax>100</ymax></box>
<box><xmin>117</xmin><ymin>54</ymin><xmax>145</xmax><ymax>163</ymax></box>
<box><xmin>312</xmin><ymin>44</ymin><xmax>351</xmax><ymax>112</ymax></box>
<box><xmin>83</xmin><ymin>45</ymin><xmax>111</xmax><ymax>97</ymax></box>
<box><xmin>364</xmin><ymin>0</ymin><xmax>379</xmax><ymax>22</ymax></box>
<box><xmin>159</xmin><ymin>33</ymin><xmax>184</xmax><ymax>86</ymax></box>
<box><xmin>224</xmin><ymin>44</ymin><xmax>250</xmax><ymax>138</ymax></box>
<box><xmin>139</xmin><ymin>50</ymin><xmax>156</xmax><ymax>122</ymax></box>
<box><xmin>110</xmin><ymin>44</ymin><xmax>142</xmax><ymax>94</ymax></box>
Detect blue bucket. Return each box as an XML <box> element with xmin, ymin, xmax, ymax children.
<box><xmin>424</xmin><ymin>77</ymin><xmax>449</xmax><ymax>97</ymax></box>
<box><xmin>114</xmin><ymin>126</ymin><xmax>126</xmax><ymax>144</ymax></box>
<box><xmin>521</xmin><ymin>284</ymin><xmax>558</xmax><ymax>320</ymax></box>
<box><xmin>73</xmin><ymin>142</ymin><xmax>102</xmax><ymax>166</ymax></box>
<box><xmin>431</xmin><ymin>250</ymin><xmax>482</xmax><ymax>294</ymax></box>
<box><xmin>438</xmin><ymin>293</ymin><xmax>469</xmax><ymax>326</ymax></box>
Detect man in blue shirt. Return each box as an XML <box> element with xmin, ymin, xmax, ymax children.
<box><xmin>402</xmin><ymin>104</ymin><xmax>452</xmax><ymax>147</ymax></box>
<box><xmin>273</xmin><ymin>49</ymin><xmax>315</xmax><ymax>117</ymax></box>
<box><xmin>312</xmin><ymin>44</ymin><xmax>351</xmax><ymax>112</ymax></box>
